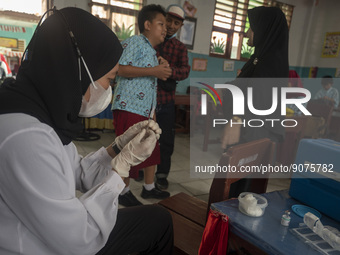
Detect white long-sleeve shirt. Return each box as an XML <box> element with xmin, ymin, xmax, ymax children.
<box><xmin>0</xmin><ymin>113</ymin><xmax>125</xmax><ymax>255</ymax></box>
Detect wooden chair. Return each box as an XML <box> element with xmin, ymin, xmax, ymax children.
<box><xmin>174</xmin><ymin>93</ymin><xmax>199</xmax><ymax>135</ymax></box>
<box><xmin>202</xmin><ymin>100</ymin><xmax>224</xmax><ymax>151</ymax></box>
<box><xmin>276</xmin><ymin>116</ymin><xmax>307</xmax><ymax>166</ymax></box>
<box><xmin>329</xmin><ymin>108</ymin><xmax>340</xmax><ymax>141</ymax></box>
<box><xmin>207</xmin><ymin>138</ymin><xmax>276</xmax><ymax>208</ymax></box>
<box><xmin>306</xmin><ymin>99</ymin><xmax>334</xmax><ymax>137</ymax></box>
<box><xmin>158</xmin><ymin>138</ymin><xmax>276</xmax><ymax>255</ymax></box>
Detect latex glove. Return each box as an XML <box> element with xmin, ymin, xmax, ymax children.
<box><xmin>114</xmin><ymin>120</ymin><xmax>161</xmax><ymax>150</ymax></box>
<box><xmin>147</xmin><ymin>119</ymin><xmax>162</xmax><ymax>139</ymax></box>
<box><xmin>111</xmin><ymin>129</ymin><xmax>157</xmax><ymax>177</ymax></box>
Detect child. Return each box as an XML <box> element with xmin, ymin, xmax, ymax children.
<box><xmin>315</xmin><ymin>75</ymin><xmax>339</xmax><ymax>108</ymax></box>
<box><xmin>112</xmin><ymin>4</ymin><xmax>172</xmax><ymax>207</ymax></box>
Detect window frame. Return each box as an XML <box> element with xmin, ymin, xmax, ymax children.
<box><xmin>89</xmin><ymin>0</ymin><xmax>144</xmax><ymax>38</ymax></box>
<box><xmin>209</xmin><ymin>0</ymin><xmax>294</xmax><ymax>61</ymax></box>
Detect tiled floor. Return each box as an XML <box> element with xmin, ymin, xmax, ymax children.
<box><xmin>74</xmin><ymin>129</ymin><xmax>291</xmax><ymax>206</ymax></box>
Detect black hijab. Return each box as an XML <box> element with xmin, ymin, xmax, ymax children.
<box><xmin>0</xmin><ymin>7</ymin><xmax>123</xmax><ymax>145</ymax></box>
<box><xmin>239</xmin><ymin>6</ymin><xmax>289</xmax><ymax>78</ymax></box>
<box><xmin>224</xmin><ymin>7</ymin><xmax>289</xmax><ymax>142</ymax></box>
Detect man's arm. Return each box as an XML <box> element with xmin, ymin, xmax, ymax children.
<box><xmin>170</xmin><ymin>43</ymin><xmax>190</xmax><ymax>81</ymax></box>
<box><xmin>118</xmin><ymin>64</ymin><xmax>172</xmax><ymax>81</ymax></box>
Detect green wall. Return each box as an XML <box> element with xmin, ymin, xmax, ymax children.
<box><xmin>0</xmin><ymin>23</ymin><xmax>37</xmax><ymax>48</ymax></box>
<box><xmin>177</xmin><ymin>52</ymin><xmax>339</xmax><ymax>98</ymax></box>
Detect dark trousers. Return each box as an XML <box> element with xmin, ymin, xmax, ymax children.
<box><xmin>155</xmin><ymin>102</ymin><xmax>176</xmax><ymax>179</ymax></box>
<box><xmin>96</xmin><ymin>205</ymin><xmax>173</xmax><ymax>255</ymax></box>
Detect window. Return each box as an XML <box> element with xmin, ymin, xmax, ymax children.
<box><xmin>90</xmin><ymin>0</ymin><xmax>144</xmax><ymax>41</ymax></box>
<box><xmin>210</xmin><ymin>0</ymin><xmax>294</xmax><ymax>60</ymax></box>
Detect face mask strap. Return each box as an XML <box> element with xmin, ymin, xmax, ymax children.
<box><xmin>54</xmin><ymin>8</ymin><xmax>98</xmax><ymax>89</ymax></box>
<box><xmin>80</xmin><ymin>56</ymin><xmax>97</xmax><ymax>89</ymax></box>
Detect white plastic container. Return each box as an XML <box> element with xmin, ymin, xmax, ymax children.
<box><xmin>238</xmin><ymin>192</ymin><xmax>268</xmax><ymax>217</ymax></box>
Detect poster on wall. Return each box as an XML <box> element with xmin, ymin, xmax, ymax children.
<box><xmin>223</xmin><ymin>61</ymin><xmax>234</xmax><ymax>71</ymax></box>
<box><xmin>0</xmin><ymin>37</ymin><xmax>18</xmax><ymax>49</ymax></box>
<box><xmin>192</xmin><ymin>58</ymin><xmax>207</xmax><ymax>71</ymax></box>
<box><xmin>183</xmin><ymin>1</ymin><xmax>197</xmax><ymax>17</ymax></box>
<box><xmin>178</xmin><ymin>17</ymin><xmax>197</xmax><ymax>50</ymax></box>
<box><xmin>321</xmin><ymin>32</ymin><xmax>340</xmax><ymax>58</ymax></box>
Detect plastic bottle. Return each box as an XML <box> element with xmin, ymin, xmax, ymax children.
<box><xmin>281</xmin><ymin>210</ymin><xmax>291</xmax><ymax>227</ymax></box>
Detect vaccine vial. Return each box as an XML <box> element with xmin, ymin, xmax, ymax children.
<box><xmin>281</xmin><ymin>210</ymin><xmax>291</xmax><ymax>227</ymax></box>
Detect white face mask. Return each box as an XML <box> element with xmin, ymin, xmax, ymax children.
<box><xmin>78</xmin><ymin>81</ymin><xmax>112</xmax><ymax>117</ymax></box>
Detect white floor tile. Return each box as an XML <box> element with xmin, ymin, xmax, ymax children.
<box><xmin>180</xmin><ymin>180</ymin><xmax>212</xmax><ymax>196</ymax></box>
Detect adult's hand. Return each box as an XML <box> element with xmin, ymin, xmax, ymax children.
<box><xmin>114</xmin><ymin>120</ymin><xmax>161</xmax><ymax>150</ymax></box>
<box><xmin>111</xmin><ymin>129</ymin><xmax>157</xmax><ymax>177</ymax></box>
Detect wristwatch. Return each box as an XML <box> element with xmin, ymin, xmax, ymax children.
<box><xmin>111</xmin><ymin>141</ymin><xmax>121</xmax><ymax>155</ymax></box>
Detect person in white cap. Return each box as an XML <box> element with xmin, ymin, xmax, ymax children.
<box><xmin>154</xmin><ymin>4</ymin><xmax>191</xmax><ymax>190</ymax></box>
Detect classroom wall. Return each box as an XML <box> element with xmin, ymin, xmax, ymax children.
<box><xmin>148</xmin><ymin>0</ymin><xmax>340</xmax><ymax>68</ymax></box>
<box><xmin>146</xmin><ymin>0</ymin><xmax>340</xmax><ymax>95</ymax></box>
<box><xmin>303</xmin><ymin>0</ymin><xmax>340</xmax><ymax>68</ymax></box>
<box><xmin>53</xmin><ymin>0</ymin><xmax>340</xmax><ymax>95</ymax></box>
<box><xmin>54</xmin><ymin>0</ymin><xmax>340</xmax><ymax>70</ymax></box>
<box><xmin>284</xmin><ymin>0</ymin><xmax>312</xmax><ymax>67</ymax></box>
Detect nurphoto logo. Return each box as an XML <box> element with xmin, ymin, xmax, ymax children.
<box><xmin>198</xmin><ymin>81</ymin><xmax>311</xmax><ymax>128</ymax></box>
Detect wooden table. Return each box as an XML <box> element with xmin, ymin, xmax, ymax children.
<box><xmin>210</xmin><ymin>190</ymin><xmax>340</xmax><ymax>255</ymax></box>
